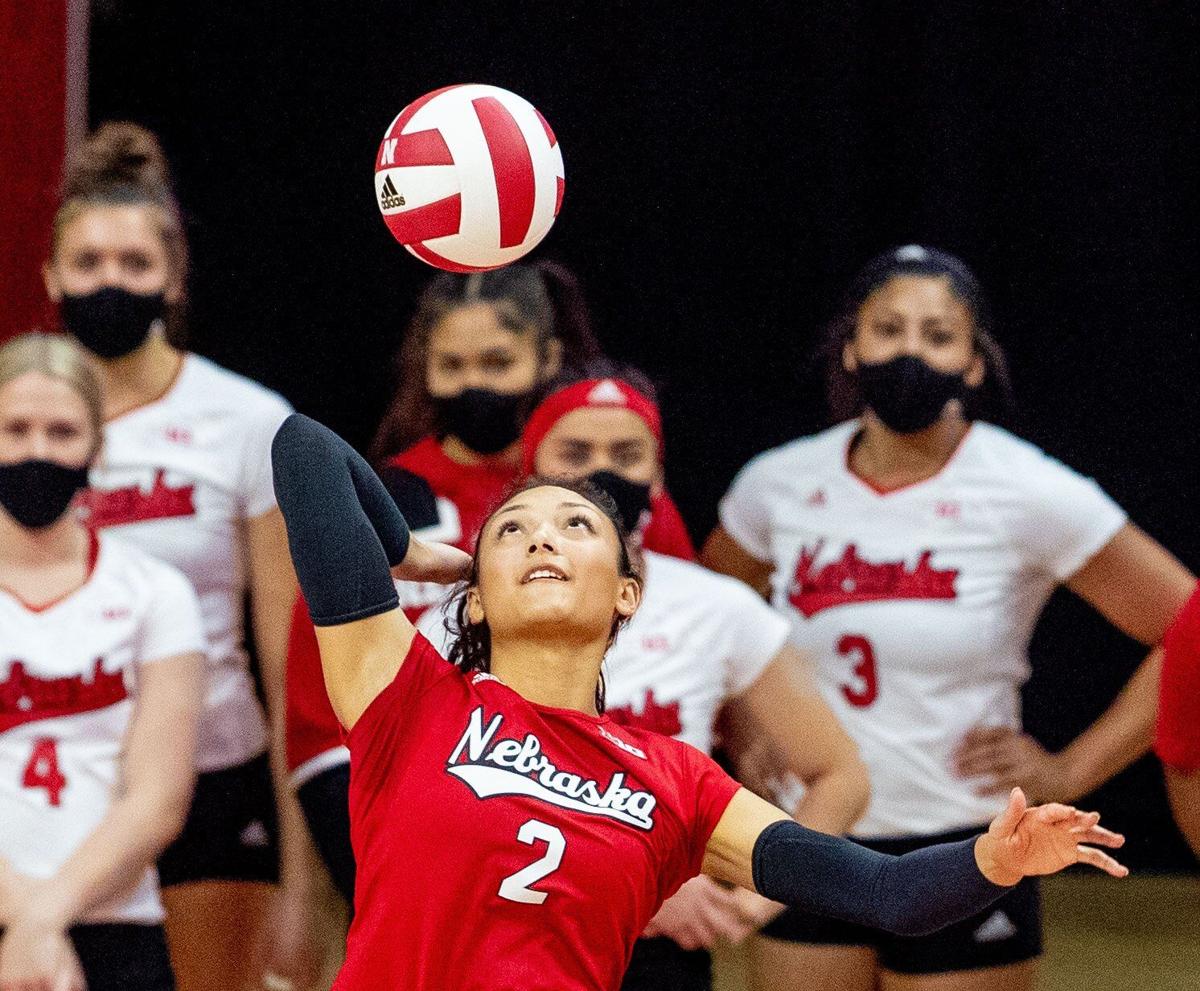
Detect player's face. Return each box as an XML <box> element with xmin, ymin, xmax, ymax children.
<box><xmin>0</xmin><ymin>372</ymin><xmax>95</xmax><ymax>468</ymax></box>
<box><xmin>426</xmin><ymin>303</ymin><xmax>562</xmax><ymax>399</ymax></box>
<box><xmin>845</xmin><ymin>274</ymin><xmax>985</xmax><ymax>387</ymax></box>
<box><xmin>471</xmin><ymin>485</ymin><xmax>640</xmax><ymax>645</ymax></box>
<box><xmin>44</xmin><ymin>204</ymin><xmax>180</xmax><ymax>303</ymax></box>
<box><xmin>533</xmin><ymin>408</ymin><xmax>661</xmax><ymax>490</ymax></box>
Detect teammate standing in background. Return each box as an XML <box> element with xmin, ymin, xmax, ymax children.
<box><xmin>471</xmin><ymin>365</ymin><xmax>871</xmax><ymax>991</ymax></box>
<box><xmin>702</xmin><ymin>245</ymin><xmax>1195</xmax><ymax>991</ymax></box>
<box><xmin>0</xmin><ymin>334</ymin><xmax>203</xmax><ymax>991</ymax></box>
<box><xmin>270</xmin><ymin>408</ymin><xmax>1128</xmax><ymax>991</ymax></box>
<box><xmin>41</xmin><ymin>123</ymin><xmax>314</xmax><ymax>991</ymax></box>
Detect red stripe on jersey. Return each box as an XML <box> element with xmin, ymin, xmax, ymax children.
<box><xmin>471</xmin><ymin>96</ymin><xmax>536</xmax><ymax>248</ymax></box>
<box><xmin>383</xmin><ymin>193</ymin><xmax>462</xmax><ymax>244</ymax></box>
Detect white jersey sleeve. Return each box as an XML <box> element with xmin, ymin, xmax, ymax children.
<box><xmin>706</xmin><ymin>574</ymin><xmax>791</xmax><ymax>696</ymax></box>
<box><xmin>236</xmin><ymin>391</ymin><xmax>293</xmax><ymax>519</ymax></box>
<box><xmin>1004</xmin><ymin>446</ymin><xmax>1127</xmax><ymax>582</ymax></box>
<box><xmin>718</xmin><ymin>455</ymin><xmax>775</xmax><ymax>562</ymax></box>
<box><xmin>135</xmin><ymin>558</ymin><xmax>205</xmax><ymax>664</ymax></box>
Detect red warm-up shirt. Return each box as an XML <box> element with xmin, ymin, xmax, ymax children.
<box><xmin>333</xmin><ymin>634</ymin><xmax>740</xmax><ymax>991</ymax></box>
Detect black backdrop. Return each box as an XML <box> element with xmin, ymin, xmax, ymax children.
<box><xmin>89</xmin><ymin>2</ymin><xmax>1199</xmax><ymax>869</ymax></box>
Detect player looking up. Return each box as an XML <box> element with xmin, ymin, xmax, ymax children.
<box><xmin>702</xmin><ymin>245</ymin><xmax>1194</xmax><ymax>991</ymax></box>
<box><xmin>270</xmin><ymin>410</ymin><xmax>1128</xmax><ymax>991</ymax></box>
<box><xmin>0</xmin><ymin>334</ymin><xmax>203</xmax><ymax>991</ymax></box>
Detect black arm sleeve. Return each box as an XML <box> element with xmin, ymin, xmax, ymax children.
<box><xmin>752</xmin><ymin>820</ymin><xmax>1009</xmax><ymax>937</ymax></box>
<box><xmin>271</xmin><ymin>413</ymin><xmax>411</xmax><ymax>627</ymax></box>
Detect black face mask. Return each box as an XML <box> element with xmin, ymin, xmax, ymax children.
<box><xmin>0</xmin><ymin>459</ymin><xmax>90</xmax><ymax>530</ymax></box>
<box><xmin>61</xmin><ymin>286</ymin><xmax>166</xmax><ymax>359</ymax></box>
<box><xmin>855</xmin><ymin>354</ymin><xmax>968</xmax><ymax>434</ymax></box>
<box><xmin>587</xmin><ymin>470</ymin><xmax>653</xmax><ymax>535</ymax></box>
<box><xmin>432</xmin><ymin>387</ymin><xmax>529</xmax><ymax>455</ymax></box>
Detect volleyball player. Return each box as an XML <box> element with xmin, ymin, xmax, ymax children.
<box><xmin>286</xmin><ymin>266</ymin><xmax>693</xmax><ymax>901</ymax></box>
<box><xmin>0</xmin><ymin>334</ymin><xmax>203</xmax><ymax>991</ymax></box>
<box><xmin>41</xmin><ymin>123</ymin><xmax>313</xmax><ymax>991</ymax></box>
<box><xmin>269</xmin><ymin>409</ymin><xmax>1127</xmax><ymax>991</ymax></box>
<box><xmin>418</xmin><ymin>366</ymin><xmax>869</xmax><ymax>990</ymax></box>
<box><xmin>1157</xmin><ymin>584</ymin><xmax>1200</xmax><ymax>856</ymax></box>
<box><xmin>702</xmin><ymin>245</ymin><xmax>1194</xmax><ymax>991</ymax></box>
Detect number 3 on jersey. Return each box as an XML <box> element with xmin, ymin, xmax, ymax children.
<box><xmin>498</xmin><ymin>820</ymin><xmax>565</xmax><ymax>905</ymax></box>
<box><xmin>22</xmin><ymin>738</ymin><xmax>67</xmax><ymax>807</ymax></box>
<box><xmin>837</xmin><ymin>634</ymin><xmax>878</xmax><ymax>708</ymax></box>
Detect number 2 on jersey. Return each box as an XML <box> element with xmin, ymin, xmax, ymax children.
<box><xmin>498</xmin><ymin>820</ymin><xmax>565</xmax><ymax>905</ymax></box>
<box><xmin>22</xmin><ymin>738</ymin><xmax>67</xmax><ymax>807</ymax></box>
<box><xmin>837</xmin><ymin>634</ymin><xmax>878</xmax><ymax>707</ymax></box>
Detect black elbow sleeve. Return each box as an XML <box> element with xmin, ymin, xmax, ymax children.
<box><xmin>271</xmin><ymin>414</ymin><xmax>409</xmax><ymax>626</ymax></box>
<box><xmin>751</xmin><ymin>820</ymin><xmax>1008</xmax><ymax>937</ymax></box>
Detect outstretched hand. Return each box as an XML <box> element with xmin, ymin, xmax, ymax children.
<box><xmin>391</xmin><ymin>537</ymin><xmax>472</xmax><ymax>586</ymax></box>
<box><xmin>974</xmin><ymin>787</ymin><xmax>1128</xmax><ymax>887</ymax></box>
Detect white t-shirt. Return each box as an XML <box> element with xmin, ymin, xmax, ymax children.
<box><xmin>0</xmin><ymin>534</ymin><xmax>204</xmax><ymax>924</ymax></box>
<box><xmin>419</xmin><ymin>550</ymin><xmax>790</xmax><ymax>754</ymax></box>
<box><xmin>719</xmin><ymin>420</ymin><xmax>1127</xmax><ymax>838</ymax></box>
<box><xmin>84</xmin><ymin>354</ymin><xmax>291</xmax><ymax>772</ymax></box>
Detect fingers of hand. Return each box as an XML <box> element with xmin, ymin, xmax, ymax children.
<box><xmin>1076</xmin><ymin>844</ymin><xmax>1130</xmax><ymax>878</ymax></box>
<box><xmin>1072</xmin><ymin>825</ymin><xmax>1125</xmax><ymax>848</ymax></box>
<box><xmin>1032</xmin><ymin>803</ymin><xmax>1076</xmax><ymax>824</ymax></box>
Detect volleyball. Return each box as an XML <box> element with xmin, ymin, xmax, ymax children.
<box><xmin>374</xmin><ymin>84</ymin><xmax>565</xmax><ymax>272</ymax></box>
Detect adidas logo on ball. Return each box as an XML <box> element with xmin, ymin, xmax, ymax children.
<box><xmin>379</xmin><ymin>175</ymin><xmax>406</xmax><ymax>210</ymax></box>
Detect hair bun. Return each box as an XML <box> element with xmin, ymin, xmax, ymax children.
<box><xmin>64</xmin><ymin>121</ymin><xmax>174</xmax><ymax>199</ymax></box>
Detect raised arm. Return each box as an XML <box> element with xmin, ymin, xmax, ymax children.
<box><xmin>270</xmin><ymin>414</ymin><xmax>468</xmax><ymax>729</ymax></box>
<box><xmin>702</xmin><ymin>785</ymin><xmax>1126</xmax><ymax>938</ymax></box>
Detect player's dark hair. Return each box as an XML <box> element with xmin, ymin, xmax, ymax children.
<box><xmin>443</xmin><ymin>476</ymin><xmax>643</xmax><ymax>714</ymax></box>
<box><xmin>370</xmin><ymin>261</ymin><xmax>605</xmax><ymax>463</ymax></box>
<box><xmin>819</xmin><ymin>245</ymin><xmax>1017</xmax><ymax>426</ymax></box>
<box><xmin>52</xmin><ymin>122</ymin><xmax>189</xmax><ymax>346</ymax></box>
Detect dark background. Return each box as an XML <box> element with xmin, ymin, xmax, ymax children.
<box><xmin>89</xmin><ymin>2</ymin><xmax>1199</xmax><ymax>869</ymax></box>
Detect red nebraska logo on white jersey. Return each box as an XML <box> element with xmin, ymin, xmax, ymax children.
<box><xmin>445</xmin><ymin>707</ymin><xmax>658</xmax><ymax>830</ymax></box>
<box><xmin>0</xmin><ymin>658</ymin><xmax>128</xmax><ymax>732</ymax></box>
<box><xmin>81</xmin><ymin>469</ymin><xmax>196</xmax><ymax>528</ymax></box>
<box><xmin>788</xmin><ymin>542</ymin><xmax>959</xmax><ymax>618</ymax></box>
<box><xmin>608</xmin><ymin>689</ymin><xmax>683</xmax><ymax>738</ymax></box>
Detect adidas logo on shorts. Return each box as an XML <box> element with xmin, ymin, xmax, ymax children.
<box><xmin>239</xmin><ymin>819</ymin><xmax>270</xmax><ymax>849</ymax></box>
<box><xmin>973</xmin><ymin>909</ymin><xmax>1018</xmax><ymax>943</ymax></box>
<box><xmin>379</xmin><ymin>175</ymin><xmax>405</xmax><ymax>210</ymax></box>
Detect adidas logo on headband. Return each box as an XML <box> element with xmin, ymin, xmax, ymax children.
<box><xmin>586</xmin><ymin>379</ymin><xmax>627</xmax><ymax>405</ymax></box>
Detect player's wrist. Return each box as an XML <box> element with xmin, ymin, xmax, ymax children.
<box><xmin>973</xmin><ymin>834</ymin><xmax>1021</xmax><ymax>887</ymax></box>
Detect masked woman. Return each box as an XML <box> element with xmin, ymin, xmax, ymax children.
<box><xmin>0</xmin><ymin>333</ymin><xmax>203</xmax><ymax>991</ymax></box>
<box><xmin>702</xmin><ymin>245</ymin><xmax>1194</xmax><ymax>991</ymax></box>
<box><xmin>421</xmin><ymin>364</ymin><xmax>870</xmax><ymax>991</ymax></box>
<box><xmin>268</xmin><ymin>408</ymin><xmax>1127</xmax><ymax>991</ymax></box>
<box><xmin>41</xmin><ymin>123</ymin><xmax>307</xmax><ymax>991</ymax></box>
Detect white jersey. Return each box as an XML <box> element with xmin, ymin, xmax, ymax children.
<box><xmin>418</xmin><ymin>550</ymin><xmax>790</xmax><ymax>754</ymax></box>
<box><xmin>0</xmin><ymin>534</ymin><xmax>204</xmax><ymax>924</ymax></box>
<box><xmin>720</xmin><ymin>420</ymin><xmax>1127</xmax><ymax>838</ymax></box>
<box><xmin>84</xmin><ymin>354</ymin><xmax>291</xmax><ymax>772</ymax></box>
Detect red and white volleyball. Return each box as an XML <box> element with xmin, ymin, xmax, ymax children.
<box><xmin>374</xmin><ymin>84</ymin><xmax>564</xmax><ymax>272</ymax></box>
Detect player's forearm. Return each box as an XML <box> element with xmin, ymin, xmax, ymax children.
<box><xmin>1057</xmin><ymin>648</ymin><xmax>1160</xmax><ymax>801</ymax></box>
<box><xmin>18</xmin><ymin>784</ymin><xmax>189</xmax><ymax>928</ymax></box>
<box><xmin>787</xmin><ymin>758</ymin><xmax>870</xmax><ymax>836</ymax></box>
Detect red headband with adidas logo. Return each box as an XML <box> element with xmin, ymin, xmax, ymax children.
<box><xmin>522</xmin><ymin>378</ymin><xmax>664</xmax><ymax>476</ymax></box>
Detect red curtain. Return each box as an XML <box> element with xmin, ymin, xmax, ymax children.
<box><xmin>0</xmin><ymin>2</ymin><xmax>85</xmax><ymax>344</ymax></box>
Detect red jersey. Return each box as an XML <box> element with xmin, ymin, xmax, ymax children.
<box><xmin>286</xmin><ymin>437</ymin><xmax>518</xmax><ymax>780</ymax></box>
<box><xmin>334</xmin><ymin>634</ymin><xmax>740</xmax><ymax>991</ymax></box>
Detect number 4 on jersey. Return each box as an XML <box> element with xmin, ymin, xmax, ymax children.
<box><xmin>22</xmin><ymin>737</ymin><xmax>67</xmax><ymax>807</ymax></box>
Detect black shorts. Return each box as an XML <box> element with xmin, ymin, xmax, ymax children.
<box><xmin>296</xmin><ymin>761</ymin><xmax>355</xmax><ymax>904</ymax></box>
<box><xmin>621</xmin><ymin>936</ymin><xmax>711</xmax><ymax>991</ymax></box>
<box><xmin>760</xmin><ymin>826</ymin><xmax>1043</xmax><ymax>975</ymax></box>
<box><xmin>158</xmin><ymin>752</ymin><xmax>280</xmax><ymax>887</ymax></box>
<box><xmin>0</xmin><ymin>923</ymin><xmax>174</xmax><ymax>991</ymax></box>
